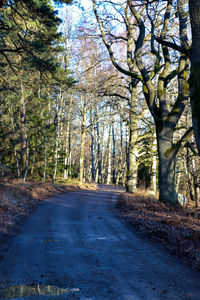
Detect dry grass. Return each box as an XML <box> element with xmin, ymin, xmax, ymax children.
<box><xmin>117</xmin><ymin>190</ymin><xmax>200</xmax><ymax>269</ymax></box>
<box><xmin>0</xmin><ymin>179</ymin><xmax>97</xmax><ymax>233</ymax></box>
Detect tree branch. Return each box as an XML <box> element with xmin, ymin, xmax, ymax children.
<box><xmin>155</xmin><ymin>36</ymin><xmax>189</xmax><ymax>54</ymax></box>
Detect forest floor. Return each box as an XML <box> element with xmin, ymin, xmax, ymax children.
<box><xmin>0</xmin><ymin>179</ymin><xmax>97</xmax><ymax>234</ymax></box>
<box><xmin>117</xmin><ymin>190</ymin><xmax>200</xmax><ymax>270</ymax></box>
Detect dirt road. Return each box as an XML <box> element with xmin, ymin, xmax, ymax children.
<box><xmin>0</xmin><ymin>185</ymin><xmax>199</xmax><ymax>299</ymax></box>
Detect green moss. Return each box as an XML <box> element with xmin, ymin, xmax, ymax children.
<box><xmin>158</xmin><ymin>86</ymin><xmax>165</xmax><ymax>97</ymax></box>
<box><xmin>171</xmin><ymin>107</ymin><xmax>179</xmax><ymax>114</ymax></box>
<box><xmin>165</xmin><ymin>146</ymin><xmax>175</xmax><ymax>158</ymax></box>
<box><xmin>143</xmin><ymin>85</ymin><xmax>148</xmax><ymax>95</ymax></box>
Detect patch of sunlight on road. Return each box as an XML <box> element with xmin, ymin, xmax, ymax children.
<box><xmin>0</xmin><ymin>284</ymin><xmax>80</xmax><ymax>298</ymax></box>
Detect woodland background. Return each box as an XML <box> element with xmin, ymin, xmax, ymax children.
<box><xmin>0</xmin><ymin>0</ymin><xmax>200</xmax><ymax>208</ymax></box>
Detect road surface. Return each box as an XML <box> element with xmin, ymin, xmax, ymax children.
<box><xmin>0</xmin><ymin>185</ymin><xmax>199</xmax><ymax>299</ymax></box>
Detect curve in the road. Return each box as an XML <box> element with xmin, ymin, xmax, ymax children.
<box><xmin>0</xmin><ymin>185</ymin><xmax>199</xmax><ymax>299</ymax></box>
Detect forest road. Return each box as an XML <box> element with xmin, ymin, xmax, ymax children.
<box><xmin>0</xmin><ymin>185</ymin><xmax>199</xmax><ymax>300</ymax></box>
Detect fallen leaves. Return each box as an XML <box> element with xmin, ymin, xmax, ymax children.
<box><xmin>0</xmin><ymin>179</ymin><xmax>97</xmax><ymax>234</ymax></box>
<box><xmin>117</xmin><ymin>191</ymin><xmax>200</xmax><ymax>269</ymax></box>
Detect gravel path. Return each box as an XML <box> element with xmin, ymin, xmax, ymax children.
<box><xmin>0</xmin><ymin>185</ymin><xmax>199</xmax><ymax>299</ymax></box>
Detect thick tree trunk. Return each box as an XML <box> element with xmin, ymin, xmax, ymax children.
<box><xmin>126</xmin><ymin>112</ymin><xmax>138</xmax><ymax>193</ymax></box>
<box><xmin>151</xmin><ymin>133</ymin><xmax>157</xmax><ymax>194</ymax></box>
<box><xmin>157</xmin><ymin>128</ymin><xmax>177</xmax><ymax>204</ymax></box>
<box><xmin>189</xmin><ymin>0</ymin><xmax>200</xmax><ymax>155</ymax></box>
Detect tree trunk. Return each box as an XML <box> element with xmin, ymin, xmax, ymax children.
<box><xmin>106</xmin><ymin>121</ymin><xmax>112</xmax><ymax>185</ymax></box>
<box><xmin>79</xmin><ymin>102</ymin><xmax>86</xmax><ymax>184</ymax></box>
<box><xmin>53</xmin><ymin>89</ymin><xmax>63</xmax><ymax>184</ymax></box>
<box><xmin>126</xmin><ymin>111</ymin><xmax>138</xmax><ymax>193</ymax></box>
<box><xmin>64</xmin><ymin>95</ymin><xmax>73</xmax><ymax>180</ymax></box>
<box><xmin>38</xmin><ymin>75</ymin><xmax>47</xmax><ymax>183</ymax></box>
<box><xmin>189</xmin><ymin>0</ymin><xmax>200</xmax><ymax>155</ymax></box>
<box><xmin>157</xmin><ymin>128</ymin><xmax>177</xmax><ymax>204</ymax></box>
<box><xmin>195</xmin><ymin>186</ymin><xmax>200</xmax><ymax>208</ymax></box>
<box><xmin>151</xmin><ymin>133</ymin><xmax>157</xmax><ymax>194</ymax></box>
<box><xmin>20</xmin><ymin>82</ymin><xmax>29</xmax><ymax>182</ymax></box>
<box><xmin>116</xmin><ymin>118</ymin><xmax>124</xmax><ymax>186</ymax></box>
<box><xmin>90</xmin><ymin>119</ymin><xmax>95</xmax><ymax>182</ymax></box>
<box><xmin>112</xmin><ymin>123</ymin><xmax>116</xmax><ymax>184</ymax></box>
<box><xmin>14</xmin><ymin>150</ymin><xmax>20</xmax><ymax>179</ymax></box>
<box><xmin>20</xmin><ymin>82</ymin><xmax>27</xmax><ymax>172</ymax></box>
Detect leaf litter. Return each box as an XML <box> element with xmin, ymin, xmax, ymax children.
<box><xmin>117</xmin><ymin>190</ymin><xmax>200</xmax><ymax>270</ymax></box>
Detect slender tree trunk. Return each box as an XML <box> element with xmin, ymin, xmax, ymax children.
<box><xmin>195</xmin><ymin>186</ymin><xmax>200</xmax><ymax>208</ymax></box>
<box><xmin>64</xmin><ymin>95</ymin><xmax>73</xmax><ymax>180</ymax></box>
<box><xmin>10</xmin><ymin>108</ymin><xmax>20</xmax><ymax>179</ymax></box>
<box><xmin>43</xmin><ymin>135</ymin><xmax>47</xmax><ymax>182</ymax></box>
<box><xmin>96</xmin><ymin>120</ymin><xmax>102</xmax><ymax>183</ymax></box>
<box><xmin>31</xmin><ymin>145</ymin><xmax>36</xmax><ymax>175</ymax></box>
<box><xmin>91</xmin><ymin>128</ymin><xmax>95</xmax><ymax>182</ymax></box>
<box><xmin>20</xmin><ymin>82</ymin><xmax>27</xmax><ymax>172</ymax></box>
<box><xmin>101</xmin><ymin>120</ymin><xmax>106</xmax><ymax>183</ymax></box>
<box><xmin>0</xmin><ymin>162</ymin><xmax>4</xmax><ymax>176</ymax></box>
<box><xmin>90</xmin><ymin>110</ymin><xmax>95</xmax><ymax>181</ymax></box>
<box><xmin>106</xmin><ymin>122</ymin><xmax>112</xmax><ymax>185</ymax></box>
<box><xmin>116</xmin><ymin>119</ymin><xmax>124</xmax><ymax>186</ymax></box>
<box><xmin>53</xmin><ymin>89</ymin><xmax>63</xmax><ymax>184</ymax></box>
<box><xmin>112</xmin><ymin>123</ymin><xmax>116</xmax><ymax>184</ymax></box>
<box><xmin>20</xmin><ymin>82</ymin><xmax>29</xmax><ymax>182</ymax></box>
<box><xmin>53</xmin><ymin>115</ymin><xmax>59</xmax><ymax>184</ymax></box>
<box><xmin>38</xmin><ymin>75</ymin><xmax>47</xmax><ymax>182</ymax></box>
<box><xmin>79</xmin><ymin>102</ymin><xmax>87</xmax><ymax>184</ymax></box>
<box><xmin>14</xmin><ymin>150</ymin><xmax>20</xmax><ymax>179</ymax></box>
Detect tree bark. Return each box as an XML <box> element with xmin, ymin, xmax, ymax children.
<box><xmin>189</xmin><ymin>0</ymin><xmax>200</xmax><ymax>155</ymax></box>
<box><xmin>79</xmin><ymin>100</ymin><xmax>87</xmax><ymax>184</ymax></box>
<box><xmin>20</xmin><ymin>82</ymin><xmax>29</xmax><ymax>182</ymax></box>
<box><xmin>156</xmin><ymin>127</ymin><xmax>177</xmax><ymax>204</ymax></box>
<box><xmin>106</xmin><ymin>120</ymin><xmax>112</xmax><ymax>185</ymax></box>
<box><xmin>151</xmin><ymin>133</ymin><xmax>157</xmax><ymax>194</ymax></box>
<box><xmin>64</xmin><ymin>95</ymin><xmax>73</xmax><ymax>180</ymax></box>
<box><xmin>126</xmin><ymin>87</ymin><xmax>139</xmax><ymax>193</ymax></box>
<box><xmin>90</xmin><ymin>111</ymin><xmax>95</xmax><ymax>182</ymax></box>
<box><xmin>53</xmin><ymin>88</ymin><xmax>63</xmax><ymax>184</ymax></box>
<box><xmin>112</xmin><ymin>123</ymin><xmax>116</xmax><ymax>184</ymax></box>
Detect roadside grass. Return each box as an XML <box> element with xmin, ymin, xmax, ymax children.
<box><xmin>0</xmin><ymin>179</ymin><xmax>97</xmax><ymax>233</ymax></box>
<box><xmin>117</xmin><ymin>190</ymin><xmax>200</xmax><ymax>270</ymax></box>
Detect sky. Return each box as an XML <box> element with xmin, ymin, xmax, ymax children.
<box><xmin>57</xmin><ymin>0</ymin><xmax>93</xmax><ymax>28</ymax></box>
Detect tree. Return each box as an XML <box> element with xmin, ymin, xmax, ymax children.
<box><xmin>93</xmin><ymin>0</ymin><xmax>193</xmax><ymax>204</ymax></box>
<box><xmin>0</xmin><ymin>0</ymin><xmax>74</xmax><ymax>181</ymax></box>
<box><xmin>189</xmin><ymin>0</ymin><xmax>200</xmax><ymax>155</ymax></box>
